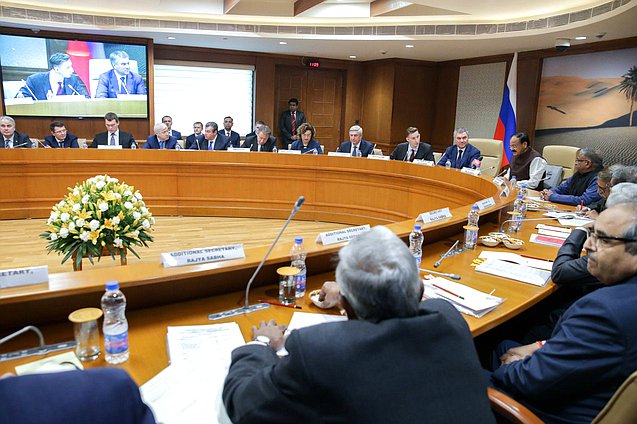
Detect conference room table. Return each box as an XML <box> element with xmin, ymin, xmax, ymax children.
<box><xmin>0</xmin><ymin>149</ymin><xmax>565</xmax><ymax>385</ymax></box>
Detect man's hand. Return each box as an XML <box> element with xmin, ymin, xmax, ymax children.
<box><xmin>253</xmin><ymin>319</ymin><xmax>287</xmax><ymax>351</ymax></box>
<box><xmin>317</xmin><ymin>281</ymin><xmax>341</xmax><ymax>309</ymax></box>
<box><xmin>540</xmin><ymin>189</ymin><xmax>553</xmax><ymax>200</ymax></box>
<box><xmin>584</xmin><ymin>210</ymin><xmax>599</xmax><ymax>220</ymax></box>
<box><xmin>500</xmin><ymin>342</ymin><xmax>542</xmax><ymax>365</ymax></box>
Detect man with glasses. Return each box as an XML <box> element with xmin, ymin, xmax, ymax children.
<box><xmin>578</xmin><ymin>165</ymin><xmax>637</xmax><ymax>219</ymax></box>
<box><xmin>540</xmin><ymin>147</ymin><xmax>603</xmax><ymax>206</ymax></box>
<box><xmin>43</xmin><ymin>121</ymin><xmax>79</xmax><ymax>148</ymax></box>
<box><xmin>491</xmin><ymin>199</ymin><xmax>637</xmax><ymax>423</ymax></box>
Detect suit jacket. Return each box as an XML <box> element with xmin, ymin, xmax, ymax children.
<box><xmin>142</xmin><ymin>135</ymin><xmax>179</xmax><ymax>149</ymax></box>
<box><xmin>91</xmin><ymin>131</ymin><xmax>137</xmax><ymax>149</ymax></box>
<box><xmin>95</xmin><ymin>69</ymin><xmax>147</xmax><ymax>98</ymax></box>
<box><xmin>19</xmin><ymin>72</ymin><xmax>89</xmax><ymax>100</ymax></box>
<box><xmin>290</xmin><ymin>138</ymin><xmax>322</xmax><ymax>154</ymax></box>
<box><xmin>437</xmin><ymin>143</ymin><xmax>481</xmax><ymax>169</ymax></box>
<box><xmin>43</xmin><ymin>133</ymin><xmax>79</xmax><ymax>148</ymax></box>
<box><xmin>170</xmin><ymin>130</ymin><xmax>182</xmax><ymax>140</ymax></box>
<box><xmin>221</xmin><ymin>130</ymin><xmax>241</xmax><ymax>148</ymax></box>
<box><xmin>0</xmin><ymin>130</ymin><xmax>31</xmax><ymax>148</ymax></box>
<box><xmin>390</xmin><ymin>141</ymin><xmax>435</xmax><ymax>162</ymax></box>
<box><xmin>242</xmin><ymin>135</ymin><xmax>277</xmax><ymax>152</ymax></box>
<box><xmin>224</xmin><ymin>299</ymin><xmax>494</xmax><ymax>423</ymax></box>
<box><xmin>185</xmin><ymin>133</ymin><xmax>205</xmax><ymax>149</ymax></box>
<box><xmin>492</xmin><ymin>275</ymin><xmax>637</xmax><ymax>423</ymax></box>
<box><xmin>279</xmin><ymin>110</ymin><xmax>306</xmax><ymax>145</ymax></box>
<box><xmin>549</xmin><ymin>172</ymin><xmax>602</xmax><ymax>206</ymax></box>
<box><xmin>188</xmin><ymin>134</ymin><xmax>230</xmax><ymax>151</ymax></box>
<box><xmin>0</xmin><ymin>368</ymin><xmax>156</xmax><ymax>424</ymax></box>
<box><xmin>337</xmin><ymin>139</ymin><xmax>374</xmax><ymax>157</ymax></box>
<box><xmin>551</xmin><ymin>228</ymin><xmax>602</xmax><ymax>295</ymax></box>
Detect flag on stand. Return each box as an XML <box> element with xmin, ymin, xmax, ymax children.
<box><xmin>494</xmin><ymin>52</ymin><xmax>518</xmax><ymax>167</ymax></box>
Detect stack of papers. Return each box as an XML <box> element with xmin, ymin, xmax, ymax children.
<box><xmin>423</xmin><ymin>277</ymin><xmax>504</xmax><ymax>318</ymax></box>
<box><xmin>478</xmin><ymin>251</ymin><xmax>553</xmax><ymax>271</ymax></box>
<box><xmin>544</xmin><ymin>211</ymin><xmax>593</xmax><ymax>227</ymax></box>
<box><xmin>475</xmin><ymin>258</ymin><xmax>551</xmax><ymax>286</ymax></box>
<box><xmin>279</xmin><ymin>312</ymin><xmax>347</xmax><ymax>355</ymax></box>
<box><xmin>535</xmin><ymin>224</ymin><xmax>571</xmax><ymax>239</ymax></box>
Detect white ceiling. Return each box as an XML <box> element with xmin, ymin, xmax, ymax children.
<box><xmin>1</xmin><ymin>0</ymin><xmax>636</xmax><ymax>61</ymax></box>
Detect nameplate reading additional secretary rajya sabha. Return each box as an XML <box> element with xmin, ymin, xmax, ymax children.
<box><xmin>0</xmin><ymin>265</ymin><xmax>49</xmax><ymax>289</ymax></box>
<box><xmin>161</xmin><ymin>244</ymin><xmax>245</xmax><ymax>268</ymax></box>
<box><xmin>317</xmin><ymin>224</ymin><xmax>371</xmax><ymax>245</ymax></box>
<box><xmin>416</xmin><ymin>208</ymin><xmax>452</xmax><ymax>224</ymax></box>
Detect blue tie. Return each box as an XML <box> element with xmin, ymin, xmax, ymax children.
<box><xmin>160</xmin><ymin>140</ymin><xmax>165</xmax><ymax>150</ymax></box>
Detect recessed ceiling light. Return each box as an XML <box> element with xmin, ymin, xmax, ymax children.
<box><xmin>222</xmin><ymin>37</ymin><xmax>228</xmax><ymax>40</ymax></box>
<box><xmin>575</xmin><ymin>36</ymin><xmax>587</xmax><ymax>40</ymax></box>
<box><xmin>349</xmin><ymin>55</ymin><xmax>357</xmax><ymax>59</ymax></box>
<box><xmin>167</xmin><ymin>36</ymin><xmax>176</xmax><ymax>40</ymax></box>
<box><xmin>279</xmin><ymin>41</ymin><xmax>287</xmax><ymax>45</ymax></box>
<box><xmin>405</xmin><ymin>44</ymin><xmax>414</xmax><ymax>48</ymax></box>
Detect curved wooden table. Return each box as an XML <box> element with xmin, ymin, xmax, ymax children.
<box><xmin>0</xmin><ymin>150</ymin><xmax>561</xmax><ymax>384</ymax></box>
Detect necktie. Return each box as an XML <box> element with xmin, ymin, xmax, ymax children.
<box><xmin>4</xmin><ymin>139</ymin><xmax>10</xmax><ymax>148</ymax></box>
<box><xmin>110</xmin><ymin>133</ymin><xmax>116</xmax><ymax>146</ymax></box>
<box><xmin>352</xmin><ymin>146</ymin><xmax>358</xmax><ymax>157</ymax></box>
<box><xmin>56</xmin><ymin>82</ymin><xmax>64</xmax><ymax>95</ymax></box>
<box><xmin>457</xmin><ymin>149</ymin><xmax>464</xmax><ymax>167</ymax></box>
<box><xmin>120</xmin><ymin>77</ymin><xmax>126</xmax><ymax>94</ymax></box>
<box><xmin>58</xmin><ymin>140</ymin><xmax>63</xmax><ymax>148</ymax></box>
<box><xmin>291</xmin><ymin>112</ymin><xmax>296</xmax><ymax>135</ymax></box>
<box><xmin>160</xmin><ymin>140</ymin><xmax>165</xmax><ymax>150</ymax></box>
<box><xmin>409</xmin><ymin>149</ymin><xmax>415</xmax><ymax>162</ymax></box>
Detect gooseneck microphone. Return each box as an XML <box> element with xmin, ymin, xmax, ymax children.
<box><xmin>472</xmin><ymin>156</ymin><xmax>484</xmax><ymax>169</ymax></box>
<box><xmin>499</xmin><ymin>215</ymin><xmax>575</xmax><ymax>232</ymax></box>
<box><xmin>19</xmin><ymin>79</ymin><xmax>37</xmax><ymax>100</ymax></box>
<box><xmin>209</xmin><ymin>196</ymin><xmax>305</xmax><ymax>320</ymax></box>
<box><xmin>67</xmin><ymin>84</ymin><xmax>82</xmax><ymax>96</ymax></box>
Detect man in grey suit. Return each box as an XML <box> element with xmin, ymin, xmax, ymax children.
<box><xmin>223</xmin><ymin>226</ymin><xmax>495</xmax><ymax>423</ymax></box>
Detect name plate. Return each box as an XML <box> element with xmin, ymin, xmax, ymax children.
<box><xmin>0</xmin><ymin>266</ymin><xmax>48</xmax><ymax>289</ymax></box>
<box><xmin>97</xmin><ymin>145</ymin><xmax>123</xmax><ymax>150</ymax></box>
<box><xmin>476</xmin><ymin>197</ymin><xmax>496</xmax><ymax>211</ymax></box>
<box><xmin>461</xmin><ymin>167</ymin><xmax>481</xmax><ymax>176</ymax></box>
<box><xmin>416</xmin><ymin>207</ymin><xmax>452</xmax><ymax>224</ymax></box>
<box><xmin>278</xmin><ymin>149</ymin><xmax>301</xmax><ymax>155</ymax></box>
<box><xmin>327</xmin><ymin>152</ymin><xmax>352</xmax><ymax>157</ymax></box>
<box><xmin>492</xmin><ymin>176</ymin><xmax>506</xmax><ymax>186</ymax></box>
<box><xmin>318</xmin><ymin>225</ymin><xmax>371</xmax><ymax>245</ymax></box>
<box><xmin>228</xmin><ymin>147</ymin><xmax>251</xmax><ymax>152</ymax></box>
<box><xmin>367</xmin><ymin>154</ymin><xmax>389</xmax><ymax>161</ymax></box>
<box><xmin>500</xmin><ymin>185</ymin><xmax>511</xmax><ymax>197</ymax></box>
<box><xmin>161</xmin><ymin>244</ymin><xmax>245</xmax><ymax>268</ymax></box>
<box><xmin>412</xmin><ymin>159</ymin><xmax>435</xmax><ymax>166</ymax></box>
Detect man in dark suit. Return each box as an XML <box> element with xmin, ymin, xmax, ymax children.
<box><xmin>223</xmin><ymin>226</ymin><xmax>495</xmax><ymax>423</ymax></box>
<box><xmin>0</xmin><ymin>116</ymin><xmax>32</xmax><ymax>148</ymax></box>
<box><xmin>188</xmin><ymin>121</ymin><xmax>230</xmax><ymax>150</ymax></box>
<box><xmin>19</xmin><ymin>53</ymin><xmax>89</xmax><ymax>100</ymax></box>
<box><xmin>142</xmin><ymin>123</ymin><xmax>179</xmax><ymax>149</ymax></box>
<box><xmin>337</xmin><ymin>125</ymin><xmax>374</xmax><ymax>157</ymax></box>
<box><xmin>490</xmin><ymin>202</ymin><xmax>637</xmax><ymax>423</ymax></box>
<box><xmin>221</xmin><ymin>116</ymin><xmax>241</xmax><ymax>148</ymax></box>
<box><xmin>390</xmin><ymin>126</ymin><xmax>435</xmax><ymax>162</ymax></box>
<box><xmin>279</xmin><ymin>97</ymin><xmax>306</xmax><ymax>149</ymax></box>
<box><xmin>185</xmin><ymin>121</ymin><xmax>204</xmax><ymax>149</ymax></box>
<box><xmin>437</xmin><ymin>127</ymin><xmax>481</xmax><ymax>169</ymax></box>
<box><xmin>43</xmin><ymin>121</ymin><xmax>79</xmax><ymax>148</ymax></box>
<box><xmin>241</xmin><ymin>125</ymin><xmax>277</xmax><ymax>152</ymax></box>
<box><xmin>244</xmin><ymin>120</ymin><xmax>265</xmax><ymax>142</ymax></box>
<box><xmin>91</xmin><ymin>112</ymin><xmax>137</xmax><ymax>149</ymax></box>
<box><xmin>95</xmin><ymin>50</ymin><xmax>147</xmax><ymax>98</ymax></box>
<box><xmin>0</xmin><ymin>368</ymin><xmax>156</xmax><ymax>424</ymax></box>
<box><xmin>161</xmin><ymin>116</ymin><xmax>181</xmax><ymax>140</ymax></box>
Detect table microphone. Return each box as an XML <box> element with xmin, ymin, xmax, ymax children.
<box><xmin>472</xmin><ymin>156</ymin><xmax>484</xmax><ymax>169</ymax></box>
<box><xmin>209</xmin><ymin>196</ymin><xmax>305</xmax><ymax>320</ymax></box>
<box><xmin>301</xmin><ymin>148</ymin><xmax>317</xmax><ymax>154</ymax></box>
<box><xmin>67</xmin><ymin>84</ymin><xmax>82</xmax><ymax>96</ymax></box>
<box><xmin>19</xmin><ymin>79</ymin><xmax>37</xmax><ymax>100</ymax></box>
<box><xmin>420</xmin><ymin>268</ymin><xmax>461</xmax><ymax>280</ymax></box>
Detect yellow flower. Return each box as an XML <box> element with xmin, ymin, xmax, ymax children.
<box><xmin>76</xmin><ymin>210</ymin><xmax>92</xmax><ymax>220</ymax></box>
<box><xmin>103</xmin><ymin>219</ymin><xmax>114</xmax><ymax>229</ymax></box>
<box><xmin>89</xmin><ymin>230</ymin><xmax>101</xmax><ymax>245</ymax></box>
<box><xmin>102</xmin><ymin>191</ymin><xmax>117</xmax><ymax>201</ymax></box>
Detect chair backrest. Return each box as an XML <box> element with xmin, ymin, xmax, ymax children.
<box><xmin>88</xmin><ymin>59</ymin><xmax>139</xmax><ymax>98</ymax></box>
<box><xmin>470</xmin><ymin>138</ymin><xmax>503</xmax><ymax>177</ymax></box>
<box><xmin>488</xmin><ymin>387</ymin><xmax>543</xmax><ymax>424</ymax></box>
<box><xmin>433</xmin><ymin>152</ymin><xmax>442</xmax><ymax>163</ymax></box>
<box><xmin>542</xmin><ymin>145</ymin><xmax>579</xmax><ymax>181</ymax></box>
<box><xmin>592</xmin><ymin>370</ymin><xmax>637</xmax><ymax>424</ymax></box>
<box><xmin>543</xmin><ymin>165</ymin><xmax>563</xmax><ymax>189</ymax></box>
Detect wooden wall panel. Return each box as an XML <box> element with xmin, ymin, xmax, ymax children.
<box><xmin>430</xmin><ymin>63</ymin><xmax>460</xmax><ymax>152</ymax></box>
<box><xmin>360</xmin><ymin>62</ymin><xmax>395</xmax><ymax>146</ymax></box>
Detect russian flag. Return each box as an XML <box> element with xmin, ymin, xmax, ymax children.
<box><xmin>494</xmin><ymin>52</ymin><xmax>518</xmax><ymax>167</ymax></box>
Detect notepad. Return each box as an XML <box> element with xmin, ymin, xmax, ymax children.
<box><xmin>478</xmin><ymin>251</ymin><xmax>553</xmax><ymax>271</ymax></box>
<box><xmin>423</xmin><ymin>277</ymin><xmax>504</xmax><ymax>318</ymax></box>
<box><xmin>166</xmin><ymin>322</ymin><xmax>245</xmax><ymax>366</ymax></box>
<box><xmin>475</xmin><ymin>258</ymin><xmax>551</xmax><ymax>286</ymax></box>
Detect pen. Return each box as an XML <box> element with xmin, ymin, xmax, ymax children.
<box><xmin>431</xmin><ymin>284</ymin><xmax>465</xmax><ymax>300</ymax></box>
<box><xmin>520</xmin><ymin>254</ymin><xmax>554</xmax><ymax>262</ymax></box>
<box><xmin>259</xmin><ymin>299</ymin><xmax>302</xmax><ymax>309</ymax></box>
<box><xmin>489</xmin><ymin>289</ymin><xmax>496</xmax><ymax>295</ymax></box>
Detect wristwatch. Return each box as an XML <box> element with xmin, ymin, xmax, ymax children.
<box><xmin>253</xmin><ymin>335</ymin><xmax>271</xmax><ymax>346</ymax></box>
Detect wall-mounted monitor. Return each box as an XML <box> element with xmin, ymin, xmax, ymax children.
<box><xmin>0</xmin><ymin>33</ymin><xmax>149</xmax><ymax>118</ymax></box>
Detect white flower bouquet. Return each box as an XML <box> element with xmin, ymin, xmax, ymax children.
<box><xmin>40</xmin><ymin>174</ymin><xmax>154</xmax><ymax>269</ymax></box>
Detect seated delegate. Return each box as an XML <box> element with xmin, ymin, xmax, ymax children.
<box><xmin>43</xmin><ymin>121</ymin><xmax>79</xmax><ymax>148</ymax></box>
<box><xmin>143</xmin><ymin>123</ymin><xmax>179</xmax><ymax>150</ymax></box>
<box><xmin>290</xmin><ymin>122</ymin><xmax>323</xmax><ymax>154</ymax></box>
<box><xmin>436</xmin><ymin>127</ymin><xmax>481</xmax><ymax>169</ymax></box>
<box><xmin>540</xmin><ymin>147</ymin><xmax>603</xmax><ymax>206</ymax></box>
<box><xmin>389</xmin><ymin>126</ymin><xmax>434</xmax><ymax>162</ymax></box>
<box><xmin>241</xmin><ymin>125</ymin><xmax>277</xmax><ymax>152</ymax></box>
<box><xmin>337</xmin><ymin>125</ymin><xmax>374</xmax><ymax>157</ymax></box>
<box><xmin>0</xmin><ymin>115</ymin><xmax>31</xmax><ymax>148</ymax></box>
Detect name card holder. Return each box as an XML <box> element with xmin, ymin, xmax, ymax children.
<box><xmin>476</xmin><ymin>197</ymin><xmax>496</xmax><ymax>211</ymax></box>
<box><xmin>327</xmin><ymin>152</ymin><xmax>352</xmax><ymax>157</ymax></box>
<box><xmin>500</xmin><ymin>185</ymin><xmax>511</xmax><ymax>197</ymax></box>
<box><xmin>161</xmin><ymin>244</ymin><xmax>245</xmax><ymax>268</ymax></box>
<box><xmin>228</xmin><ymin>148</ymin><xmax>251</xmax><ymax>152</ymax></box>
<box><xmin>97</xmin><ymin>145</ymin><xmax>123</xmax><ymax>150</ymax></box>
<box><xmin>0</xmin><ymin>266</ymin><xmax>49</xmax><ymax>289</ymax></box>
<box><xmin>318</xmin><ymin>225</ymin><xmax>371</xmax><ymax>245</ymax></box>
<box><xmin>492</xmin><ymin>176</ymin><xmax>506</xmax><ymax>186</ymax></box>
<box><xmin>416</xmin><ymin>207</ymin><xmax>452</xmax><ymax>224</ymax></box>
<box><xmin>412</xmin><ymin>159</ymin><xmax>435</xmax><ymax>166</ymax></box>
<box><xmin>278</xmin><ymin>149</ymin><xmax>302</xmax><ymax>155</ymax></box>
<box><xmin>461</xmin><ymin>167</ymin><xmax>481</xmax><ymax>176</ymax></box>
<box><xmin>367</xmin><ymin>155</ymin><xmax>389</xmax><ymax>161</ymax></box>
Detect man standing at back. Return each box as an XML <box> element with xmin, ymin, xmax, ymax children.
<box><xmin>221</xmin><ymin>116</ymin><xmax>241</xmax><ymax>148</ymax></box>
<box><xmin>161</xmin><ymin>116</ymin><xmax>181</xmax><ymax>140</ymax></box>
<box><xmin>91</xmin><ymin>112</ymin><xmax>137</xmax><ymax>148</ymax></box>
<box><xmin>223</xmin><ymin>226</ymin><xmax>495</xmax><ymax>423</ymax></box>
<box><xmin>279</xmin><ymin>98</ymin><xmax>306</xmax><ymax>149</ymax></box>
<box><xmin>437</xmin><ymin>127</ymin><xmax>481</xmax><ymax>169</ymax></box>
<box><xmin>338</xmin><ymin>125</ymin><xmax>374</xmax><ymax>157</ymax></box>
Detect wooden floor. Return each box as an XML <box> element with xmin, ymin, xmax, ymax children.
<box><xmin>0</xmin><ymin>216</ymin><xmax>350</xmax><ymax>274</ymax></box>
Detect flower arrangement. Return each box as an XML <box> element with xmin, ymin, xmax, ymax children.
<box><xmin>40</xmin><ymin>174</ymin><xmax>154</xmax><ymax>269</ymax></box>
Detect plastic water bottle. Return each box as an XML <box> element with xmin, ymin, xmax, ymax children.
<box><xmin>290</xmin><ymin>237</ymin><xmax>307</xmax><ymax>298</ymax></box>
<box><xmin>82</xmin><ymin>140</ymin><xmax>88</xmax><ymax>149</ymax></box>
<box><xmin>510</xmin><ymin>175</ymin><xmax>518</xmax><ymax>188</ymax></box>
<box><xmin>464</xmin><ymin>205</ymin><xmax>480</xmax><ymax>249</ymax></box>
<box><xmin>474</xmin><ymin>164</ymin><xmax>481</xmax><ymax>175</ymax></box>
<box><xmin>312</xmin><ymin>149</ymin><xmax>318</xmax><ymax>155</ymax></box>
<box><xmin>512</xmin><ymin>194</ymin><xmax>525</xmax><ymax>232</ymax></box>
<box><xmin>445</xmin><ymin>160</ymin><xmax>451</xmax><ymax>170</ymax></box>
<box><xmin>356</xmin><ymin>148</ymin><xmax>362</xmax><ymax>158</ymax></box>
<box><xmin>101</xmin><ymin>281</ymin><xmax>129</xmax><ymax>364</ymax></box>
<box><xmin>228</xmin><ymin>144</ymin><xmax>234</xmax><ymax>151</ymax></box>
<box><xmin>131</xmin><ymin>142</ymin><xmax>137</xmax><ymax>150</ymax></box>
<box><xmin>32</xmin><ymin>139</ymin><xmax>38</xmax><ymax>148</ymax></box>
<box><xmin>519</xmin><ymin>183</ymin><xmax>528</xmax><ymax>199</ymax></box>
<box><xmin>273</xmin><ymin>146</ymin><xmax>278</xmax><ymax>153</ymax></box>
<box><xmin>409</xmin><ymin>225</ymin><xmax>424</xmax><ymax>268</ymax></box>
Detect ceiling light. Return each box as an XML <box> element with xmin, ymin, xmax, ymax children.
<box><xmin>405</xmin><ymin>44</ymin><xmax>414</xmax><ymax>48</ymax></box>
<box><xmin>349</xmin><ymin>55</ymin><xmax>357</xmax><ymax>59</ymax></box>
<box><xmin>167</xmin><ymin>36</ymin><xmax>176</xmax><ymax>40</ymax></box>
<box><xmin>575</xmin><ymin>36</ymin><xmax>587</xmax><ymax>40</ymax></box>
<box><xmin>279</xmin><ymin>41</ymin><xmax>287</xmax><ymax>45</ymax></box>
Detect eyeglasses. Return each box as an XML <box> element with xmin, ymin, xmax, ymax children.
<box><xmin>588</xmin><ymin>231</ymin><xmax>637</xmax><ymax>248</ymax></box>
<box><xmin>575</xmin><ymin>158</ymin><xmax>590</xmax><ymax>163</ymax></box>
<box><xmin>597</xmin><ymin>184</ymin><xmax>610</xmax><ymax>194</ymax></box>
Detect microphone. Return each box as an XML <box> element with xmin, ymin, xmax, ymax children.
<box><xmin>19</xmin><ymin>79</ymin><xmax>37</xmax><ymax>100</ymax></box>
<box><xmin>67</xmin><ymin>84</ymin><xmax>82</xmax><ymax>96</ymax></box>
<box><xmin>209</xmin><ymin>196</ymin><xmax>306</xmax><ymax>320</ymax></box>
<box><xmin>434</xmin><ymin>240</ymin><xmax>460</xmax><ymax>268</ymax></box>
<box><xmin>12</xmin><ymin>141</ymin><xmax>29</xmax><ymax>148</ymax></box>
<box><xmin>420</xmin><ymin>268</ymin><xmax>461</xmax><ymax>280</ymax></box>
<box><xmin>130</xmin><ymin>140</ymin><xmax>138</xmax><ymax>150</ymax></box>
<box><xmin>496</xmin><ymin>168</ymin><xmax>509</xmax><ymax>178</ymax></box>
<box><xmin>301</xmin><ymin>148</ymin><xmax>317</xmax><ymax>155</ymax></box>
<box><xmin>472</xmin><ymin>156</ymin><xmax>484</xmax><ymax>169</ymax></box>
